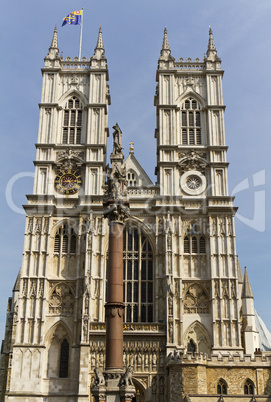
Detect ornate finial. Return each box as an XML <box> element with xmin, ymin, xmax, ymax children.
<box><xmin>51</xmin><ymin>25</ymin><xmax>58</xmax><ymax>48</ymax></box>
<box><xmin>47</xmin><ymin>25</ymin><xmax>59</xmax><ymax>58</ymax></box>
<box><xmin>93</xmin><ymin>26</ymin><xmax>105</xmax><ymax>58</ymax></box>
<box><xmin>96</xmin><ymin>26</ymin><xmax>104</xmax><ymax>50</ymax></box>
<box><xmin>159</xmin><ymin>26</ymin><xmax>172</xmax><ymax>60</ymax></box>
<box><xmin>129</xmin><ymin>141</ymin><xmax>134</xmax><ymax>154</ymax></box>
<box><xmin>206</xmin><ymin>26</ymin><xmax>218</xmax><ymax>60</ymax></box>
<box><xmin>162</xmin><ymin>26</ymin><xmax>170</xmax><ymax>50</ymax></box>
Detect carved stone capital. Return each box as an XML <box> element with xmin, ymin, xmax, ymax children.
<box><xmin>103</xmin><ymin>200</ymin><xmax>130</xmax><ymax>223</ymax></box>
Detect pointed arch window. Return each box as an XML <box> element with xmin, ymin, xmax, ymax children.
<box><xmin>62</xmin><ymin>96</ymin><xmax>82</xmax><ymax>144</ymax></box>
<box><xmin>244</xmin><ymin>379</ymin><xmax>254</xmax><ymax>395</ymax></box>
<box><xmin>123</xmin><ymin>225</ymin><xmax>154</xmax><ymax>323</ymax></box>
<box><xmin>183</xmin><ymin>224</ymin><xmax>206</xmax><ymax>255</ymax></box>
<box><xmin>53</xmin><ymin>224</ymin><xmax>77</xmax><ymax>255</ymax></box>
<box><xmin>217</xmin><ymin>379</ymin><xmax>227</xmax><ymax>395</ymax></box>
<box><xmin>181</xmin><ymin>97</ymin><xmax>202</xmax><ymax>145</ymax></box>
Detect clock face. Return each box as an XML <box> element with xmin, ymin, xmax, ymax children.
<box><xmin>55</xmin><ymin>169</ymin><xmax>82</xmax><ymax>194</ymax></box>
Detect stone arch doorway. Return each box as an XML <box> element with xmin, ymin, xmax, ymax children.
<box><xmin>132</xmin><ymin>379</ymin><xmax>145</xmax><ymax>402</ymax></box>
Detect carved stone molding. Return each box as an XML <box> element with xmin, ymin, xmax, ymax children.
<box><xmin>55</xmin><ymin>148</ymin><xmax>84</xmax><ymax>170</ymax></box>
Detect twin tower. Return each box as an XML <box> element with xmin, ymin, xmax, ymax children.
<box><xmin>1</xmin><ymin>26</ymin><xmax>270</xmax><ymax>402</ymax></box>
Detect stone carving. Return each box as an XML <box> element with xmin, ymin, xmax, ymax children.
<box><xmin>29</xmin><ymin>280</ymin><xmax>37</xmax><ymax>297</ymax></box>
<box><xmin>34</xmin><ymin>218</ymin><xmax>42</xmax><ymax>234</ymax></box>
<box><xmin>94</xmin><ymin>367</ymin><xmax>105</xmax><ymax>385</ymax></box>
<box><xmin>55</xmin><ymin>148</ymin><xmax>84</xmax><ymax>170</ymax></box>
<box><xmin>120</xmin><ymin>365</ymin><xmax>133</xmax><ymax>386</ymax></box>
<box><xmin>184</xmin><ymin>283</ymin><xmax>209</xmax><ymax>314</ymax></box>
<box><xmin>219</xmin><ymin>218</ymin><xmax>226</xmax><ymax>236</ymax></box>
<box><xmin>27</xmin><ymin>217</ymin><xmax>33</xmax><ymax>234</ymax></box>
<box><xmin>22</xmin><ymin>279</ymin><xmax>28</xmax><ymax>298</ymax></box>
<box><xmin>112</xmin><ymin>123</ymin><xmax>124</xmax><ymax>156</ymax></box>
<box><xmin>49</xmin><ymin>283</ymin><xmax>75</xmax><ymax>314</ymax></box>
<box><xmin>178</xmin><ymin>151</ymin><xmax>208</xmax><ymax>173</ymax></box>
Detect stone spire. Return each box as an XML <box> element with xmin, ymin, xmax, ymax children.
<box><xmin>206</xmin><ymin>26</ymin><xmax>218</xmax><ymax>60</ymax></box>
<box><xmin>46</xmin><ymin>25</ymin><xmax>59</xmax><ymax>58</ymax></box>
<box><xmin>159</xmin><ymin>26</ymin><xmax>173</xmax><ymax>60</ymax></box>
<box><xmin>242</xmin><ymin>267</ymin><xmax>254</xmax><ymax>299</ymax></box>
<box><xmin>93</xmin><ymin>26</ymin><xmax>105</xmax><ymax>59</ymax></box>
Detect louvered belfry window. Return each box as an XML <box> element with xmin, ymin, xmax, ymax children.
<box><xmin>183</xmin><ymin>225</ymin><xmax>206</xmax><ymax>254</ymax></box>
<box><xmin>53</xmin><ymin>224</ymin><xmax>77</xmax><ymax>255</ymax></box>
<box><xmin>62</xmin><ymin>96</ymin><xmax>82</xmax><ymax>144</ymax></box>
<box><xmin>181</xmin><ymin>97</ymin><xmax>202</xmax><ymax>145</ymax></box>
<box><xmin>123</xmin><ymin>226</ymin><xmax>154</xmax><ymax>323</ymax></box>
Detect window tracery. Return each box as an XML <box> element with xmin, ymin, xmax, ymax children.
<box><xmin>244</xmin><ymin>379</ymin><xmax>254</xmax><ymax>395</ymax></box>
<box><xmin>62</xmin><ymin>96</ymin><xmax>82</xmax><ymax>144</ymax></box>
<box><xmin>49</xmin><ymin>283</ymin><xmax>75</xmax><ymax>314</ymax></box>
<box><xmin>181</xmin><ymin>97</ymin><xmax>202</xmax><ymax>145</ymax></box>
<box><xmin>123</xmin><ymin>225</ymin><xmax>154</xmax><ymax>323</ymax></box>
<box><xmin>183</xmin><ymin>283</ymin><xmax>209</xmax><ymax>314</ymax></box>
<box><xmin>217</xmin><ymin>379</ymin><xmax>227</xmax><ymax>395</ymax></box>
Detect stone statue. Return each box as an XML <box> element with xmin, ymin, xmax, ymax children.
<box><xmin>120</xmin><ymin>365</ymin><xmax>133</xmax><ymax>386</ymax></box>
<box><xmin>94</xmin><ymin>367</ymin><xmax>105</xmax><ymax>385</ymax></box>
<box><xmin>112</xmin><ymin>123</ymin><xmax>123</xmax><ymax>155</ymax></box>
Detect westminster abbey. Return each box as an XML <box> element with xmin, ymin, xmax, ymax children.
<box><xmin>0</xmin><ymin>26</ymin><xmax>270</xmax><ymax>401</ymax></box>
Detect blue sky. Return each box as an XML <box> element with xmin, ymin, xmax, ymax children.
<box><xmin>0</xmin><ymin>0</ymin><xmax>270</xmax><ymax>338</ymax></box>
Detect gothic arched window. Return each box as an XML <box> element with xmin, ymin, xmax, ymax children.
<box><xmin>244</xmin><ymin>379</ymin><xmax>254</xmax><ymax>395</ymax></box>
<box><xmin>62</xmin><ymin>96</ymin><xmax>82</xmax><ymax>144</ymax></box>
<box><xmin>59</xmin><ymin>339</ymin><xmax>69</xmax><ymax>378</ymax></box>
<box><xmin>217</xmin><ymin>379</ymin><xmax>227</xmax><ymax>395</ymax></box>
<box><xmin>127</xmin><ymin>170</ymin><xmax>137</xmax><ymax>187</ymax></box>
<box><xmin>123</xmin><ymin>225</ymin><xmax>153</xmax><ymax>323</ymax></box>
<box><xmin>181</xmin><ymin>97</ymin><xmax>202</xmax><ymax>145</ymax></box>
<box><xmin>183</xmin><ymin>225</ymin><xmax>206</xmax><ymax>255</ymax></box>
<box><xmin>53</xmin><ymin>224</ymin><xmax>77</xmax><ymax>255</ymax></box>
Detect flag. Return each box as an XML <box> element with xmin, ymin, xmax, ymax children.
<box><xmin>62</xmin><ymin>10</ymin><xmax>82</xmax><ymax>27</ymax></box>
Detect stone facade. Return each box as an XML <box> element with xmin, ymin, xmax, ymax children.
<box><xmin>0</xmin><ymin>26</ymin><xmax>270</xmax><ymax>402</ymax></box>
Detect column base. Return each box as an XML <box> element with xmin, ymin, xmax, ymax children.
<box><xmin>91</xmin><ymin>367</ymin><xmax>135</xmax><ymax>402</ymax></box>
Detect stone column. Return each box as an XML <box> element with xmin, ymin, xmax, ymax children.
<box><xmin>91</xmin><ymin>124</ymin><xmax>135</xmax><ymax>402</ymax></box>
<box><xmin>105</xmin><ymin>220</ymin><xmax>125</xmax><ymax>369</ymax></box>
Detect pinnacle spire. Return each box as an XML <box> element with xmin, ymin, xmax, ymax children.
<box><xmin>206</xmin><ymin>26</ymin><xmax>218</xmax><ymax>60</ymax></box>
<box><xmin>93</xmin><ymin>26</ymin><xmax>105</xmax><ymax>58</ymax></box>
<box><xmin>159</xmin><ymin>26</ymin><xmax>172</xmax><ymax>60</ymax></box>
<box><xmin>162</xmin><ymin>26</ymin><xmax>170</xmax><ymax>51</ymax></box>
<box><xmin>51</xmin><ymin>25</ymin><xmax>59</xmax><ymax>49</ymax></box>
<box><xmin>242</xmin><ymin>267</ymin><xmax>254</xmax><ymax>299</ymax></box>
<box><xmin>46</xmin><ymin>25</ymin><xmax>59</xmax><ymax>59</ymax></box>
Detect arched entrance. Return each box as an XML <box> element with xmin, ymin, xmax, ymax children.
<box><xmin>132</xmin><ymin>379</ymin><xmax>145</xmax><ymax>402</ymax></box>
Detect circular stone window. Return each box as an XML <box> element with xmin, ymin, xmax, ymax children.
<box><xmin>180</xmin><ymin>170</ymin><xmax>207</xmax><ymax>195</ymax></box>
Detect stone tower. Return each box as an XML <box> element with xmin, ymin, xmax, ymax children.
<box><xmin>1</xmin><ymin>26</ymin><xmax>111</xmax><ymax>400</ymax></box>
<box><xmin>1</xmin><ymin>26</ymin><xmax>270</xmax><ymax>402</ymax></box>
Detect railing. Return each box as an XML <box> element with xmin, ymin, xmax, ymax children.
<box><xmin>61</xmin><ymin>57</ymin><xmax>91</xmax><ymax>70</ymax></box>
<box><xmin>174</xmin><ymin>57</ymin><xmax>205</xmax><ymax>71</ymax></box>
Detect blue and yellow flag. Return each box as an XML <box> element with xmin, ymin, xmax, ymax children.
<box><xmin>62</xmin><ymin>10</ymin><xmax>82</xmax><ymax>27</ymax></box>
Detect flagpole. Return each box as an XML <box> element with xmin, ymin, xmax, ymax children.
<box><xmin>79</xmin><ymin>8</ymin><xmax>83</xmax><ymax>60</ymax></box>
